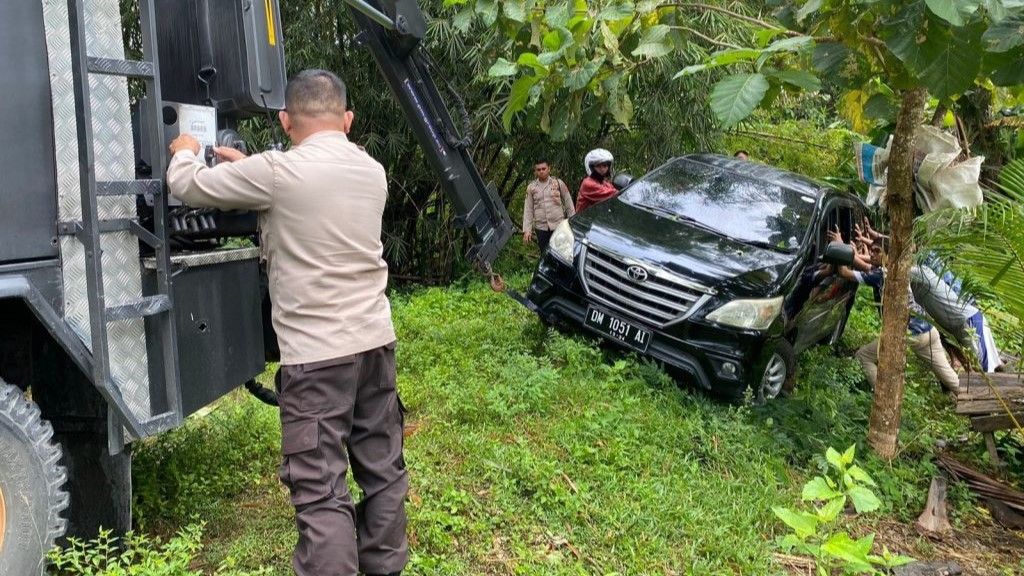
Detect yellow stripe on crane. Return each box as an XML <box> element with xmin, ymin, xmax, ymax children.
<box><xmin>265</xmin><ymin>0</ymin><xmax>277</xmax><ymax>46</ymax></box>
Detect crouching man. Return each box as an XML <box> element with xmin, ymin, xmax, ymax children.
<box><xmin>837</xmin><ymin>240</ymin><xmax>960</xmax><ymax>394</ymax></box>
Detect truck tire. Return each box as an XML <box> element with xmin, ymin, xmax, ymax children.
<box><xmin>0</xmin><ymin>379</ymin><xmax>69</xmax><ymax>575</ymax></box>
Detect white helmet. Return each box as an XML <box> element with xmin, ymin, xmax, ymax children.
<box><xmin>584</xmin><ymin>148</ymin><xmax>614</xmax><ymax>174</ymax></box>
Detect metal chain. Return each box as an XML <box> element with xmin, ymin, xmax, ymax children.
<box><xmin>479</xmin><ymin>260</ymin><xmax>505</xmax><ymax>292</ymax></box>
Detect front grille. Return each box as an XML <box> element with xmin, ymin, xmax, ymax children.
<box><xmin>581</xmin><ymin>245</ymin><xmax>711</xmax><ymax>327</ymax></box>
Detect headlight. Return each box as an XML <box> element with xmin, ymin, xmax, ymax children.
<box><xmin>705</xmin><ymin>296</ymin><xmax>783</xmax><ymax>330</ymax></box>
<box><xmin>548</xmin><ymin>219</ymin><xmax>575</xmax><ymax>263</ymax></box>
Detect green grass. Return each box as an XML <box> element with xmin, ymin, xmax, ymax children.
<box><xmin>121</xmin><ymin>278</ymin><xmax>1020</xmax><ymax>575</ymax></box>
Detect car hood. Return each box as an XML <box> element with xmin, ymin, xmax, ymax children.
<box><xmin>572</xmin><ymin>199</ymin><xmax>797</xmax><ymax>294</ymax></box>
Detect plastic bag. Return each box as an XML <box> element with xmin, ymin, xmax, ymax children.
<box><xmin>930</xmin><ymin>156</ymin><xmax>984</xmax><ymax>210</ymax></box>
<box><xmin>855</xmin><ymin>141</ymin><xmax>890</xmax><ymax>185</ymax></box>
<box><xmin>854</xmin><ymin>126</ymin><xmax>984</xmax><ymax>213</ymax></box>
<box><xmin>916</xmin><ymin>151</ymin><xmax>959</xmax><ymax>190</ymax></box>
<box><xmin>914</xmin><ymin>125</ymin><xmax>961</xmax><ymax>156</ymax></box>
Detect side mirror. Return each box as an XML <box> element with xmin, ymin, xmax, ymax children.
<box><xmin>821</xmin><ymin>241</ymin><xmax>855</xmax><ymax>266</ymax></box>
<box><xmin>612</xmin><ymin>173</ymin><xmax>634</xmax><ymax>191</ymax></box>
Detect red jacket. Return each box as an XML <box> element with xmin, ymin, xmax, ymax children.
<box><xmin>576</xmin><ymin>176</ymin><xmax>617</xmax><ymax>213</ymax></box>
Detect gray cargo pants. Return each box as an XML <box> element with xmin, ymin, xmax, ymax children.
<box><xmin>277</xmin><ymin>341</ymin><xmax>408</xmax><ymax>576</ymax></box>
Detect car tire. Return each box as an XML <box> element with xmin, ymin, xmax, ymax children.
<box><xmin>0</xmin><ymin>379</ymin><xmax>69</xmax><ymax>576</ymax></box>
<box><xmin>756</xmin><ymin>340</ymin><xmax>796</xmax><ymax>403</ymax></box>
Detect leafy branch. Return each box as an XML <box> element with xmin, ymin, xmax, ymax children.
<box><xmin>665</xmin><ymin>2</ymin><xmax>797</xmax><ymax>34</ymax></box>
<box><xmin>670</xmin><ymin>25</ymin><xmax>742</xmax><ymax>50</ymax></box>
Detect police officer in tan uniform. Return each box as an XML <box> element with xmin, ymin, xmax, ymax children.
<box><xmin>522</xmin><ymin>158</ymin><xmax>575</xmax><ymax>251</ymax></box>
<box><xmin>167</xmin><ymin>69</ymin><xmax>406</xmax><ymax>576</ymax></box>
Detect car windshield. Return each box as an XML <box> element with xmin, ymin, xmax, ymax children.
<box><xmin>620</xmin><ymin>159</ymin><xmax>817</xmax><ymax>252</ymax></box>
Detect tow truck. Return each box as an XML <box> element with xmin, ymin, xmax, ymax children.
<box><xmin>0</xmin><ymin>0</ymin><xmax>511</xmax><ymax>572</ymax></box>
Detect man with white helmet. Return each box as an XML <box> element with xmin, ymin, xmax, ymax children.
<box><xmin>576</xmin><ymin>148</ymin><xmax>617</xmax><ymax>213</ymax></box>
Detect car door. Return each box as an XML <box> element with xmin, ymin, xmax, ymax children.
<box><xmin>787</xmin><ymin>200</ymin><xmax>862</xmax><ymax>353</ymax></box>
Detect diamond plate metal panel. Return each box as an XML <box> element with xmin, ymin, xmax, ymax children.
<box><xmin>88</xmin><ymin>0</ymin><xmax>152</xmax><ymax>423</ymax></box>
<box><xmin>42</xmin><ymin>0</ymin><xmax>91</xmax><ymax>351</ymax></box>
<box><xmin>43</xmin><ymin>0</ymin><xmax>154</xmax><ymax>424</ymax></box>
<box><xmin>97</xmin><ymin>179</ymin><xmax>162</xmax><ymax>197</ymax></box>
<box><xmin>42</xmin><ymin>0</ymin><xmax>82</xmax><ymax>221</ymax></box>
<box><xmin>162</xmin><ymin>247</ymin><xmax>261</xmax><ymax>268</ymax></box>
<box><xmin>87</xmin><ymin>57</ymin><xmax>155</xmax><ymax>78</ymax></box>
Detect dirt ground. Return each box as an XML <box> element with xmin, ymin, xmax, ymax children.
<box><xmin>773</xmin><ymin>516</ymin><xmax>1022</xmax><ymax>575</ymax></box>
<box><xmin>873</xmin><ymin>518</ymin><xmax>1023</xmax><ymax>576</ymax></box>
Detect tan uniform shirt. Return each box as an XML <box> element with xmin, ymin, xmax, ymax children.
<box><xmin>523</xmin><ymin>177</ymin><xmax>575</xmax><ymax>232</ymax></box>
<box><xmin>166</xmin><ymin>130</ymin><xmax>395</xmax><ymax>365</ymax></box>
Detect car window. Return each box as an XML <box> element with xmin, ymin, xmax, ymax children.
<box><xmin>619</xmin><ymin>159</ymin><xmax>817</xmax><ymax>252</ymax></box>
<box><xmin>816</xmin><ymin>204</ymin><xmax>858</xmax><ymax>258</ymax></box>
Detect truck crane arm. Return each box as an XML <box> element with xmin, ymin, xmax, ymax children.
<box><xmin>343</xmin><ymin>0</ymin><xmax>513</xmax><ymax>271</ymax></box>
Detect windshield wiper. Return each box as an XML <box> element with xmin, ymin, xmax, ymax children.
<box><xmin>734</xmin><ymin>238</ymin><xmax>794</xmax><ymax>253</ymax></box>
<box><xmin>631</xmin><ymin>202</ymin><xmax>720</xmax><ymax>233</ymax></box>
<box><xmin>631</xmin><ymin>201</ymin><xmax>679</xmax><ymax>220</ymax></box>
<box><xmin>667</xmin><ymin>212</ymin><xmax>727</xmax><ymax>236</ymax></box>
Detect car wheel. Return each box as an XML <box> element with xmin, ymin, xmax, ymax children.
<box><xmin>757</xmin><ymin>340</ymin><xmax>796</xmax><ymax>403</ymax></box>
<box><xmin>0</xmin><ymin>379</ymin><xmax>69</xmax><ymax>575</ymax></box>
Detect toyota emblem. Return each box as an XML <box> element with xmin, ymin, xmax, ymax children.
<box><xmin>626</xmin><ymin>265</ymin><xmax>649</xmax><ymax>283</ymax></box>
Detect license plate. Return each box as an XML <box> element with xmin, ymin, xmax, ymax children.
<box><xmin>584</xmin><ymin>306</ymin><xmax>651</xmax><ymax>352</ymax></box>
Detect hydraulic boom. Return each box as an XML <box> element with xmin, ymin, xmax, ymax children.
<box><xmin>344</xmin><ymin>0</ymin><xmax>513</xmax><ymax>269</ymax></box>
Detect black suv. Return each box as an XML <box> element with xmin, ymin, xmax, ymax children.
<box><xmin>526</xmin><ymin>154</ymin><xmax>867</xmax><ymax>401</ymax></box>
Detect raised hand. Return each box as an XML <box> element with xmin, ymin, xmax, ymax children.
<box><xmin>827</xmin><ymin>224</ymin><xmax>843</xmax><ymax>244</ymax></box>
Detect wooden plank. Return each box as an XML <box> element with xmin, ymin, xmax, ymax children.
<box><xmin>984</xmin><ymin>432</ymin><xmax>1002</xmax><ymax>467</ymax></box>
<box><xmin>986</xmin><ymin>498</ymin><xmax>1024</xmax><ymax>529</ymax></box>
<box><xmin>958</xmin><ymin>380</ymin><xmax>1024</xmax><ymax>393</ymax></box>
<box><xmin>956</xmin><ymin>386</ymin><xmax>1024</xmax><ymax>401</ymax></box>
<box><xmin>970</xmin><ymin>412</ymin><xmax>1024</xmax><ymax>432</ymax></box>
<box><xmin>958</xmin><ymin>395</ymin><xmax>1024</xmax><ymax>409</ymax></box>
<box><xmin>956</xmin><ymin>399</ymin><xmax>1024</xmax><ymax>415</ymax></box>
<box><xmin>958</xmin><ymin>372</ymin><xmax>1024</xmax><ymax>388</ymax></box>
<box><xmin>958</xmin><ymin>394</ymin><xmax>1024</xmax><ymax>406</ymax></box>
<box><xmin>916</xmin><ymin>475</ymin><xmax>952</xmax><ymax>534</ymax></box>
<box><xmin>954</xmin><ymin>383</ymin><xmax>1019</xmax><ymax>397</ymax></box>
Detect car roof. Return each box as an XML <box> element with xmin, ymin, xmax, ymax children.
<box><xmin>676</xmin><ymin>153</ymin><xmax>834</xmax><ymax>200</ymax></box>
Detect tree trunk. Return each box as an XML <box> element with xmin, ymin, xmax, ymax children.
<box><xmin>867</xmin><ymin>87</ymin><xmax>928</xmax><ymax>459</ymax></box>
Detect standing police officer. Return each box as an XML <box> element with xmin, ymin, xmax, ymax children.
<box><xmin>167</xmin><ymin>69</ymin><xmax>407</xmax><ymax>576</ymax></box>
<box><xmin>522</xmin><ymin>158</ymin><xmax>574</xmax><ymax>251</ymax></box>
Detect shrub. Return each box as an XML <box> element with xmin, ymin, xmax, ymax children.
<box><xmin>773</xmin><ymin>445</ymin><xmax>914</xmax><ymax>575</ymax></box>
<box><xmin>47</xmin><ymin>524</ymin><xmax>270</xmax><ymax>576</ymax></box>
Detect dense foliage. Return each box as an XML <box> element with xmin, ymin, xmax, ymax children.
<box><xmin>720</xmin><ymin>117</ymin><xmax>859</xmax><ymax>180</ymax></box>
<box><xmin>253</xmin><ymin>0</ymin><xmax>747</xmax><ymax>281</ymax></box>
